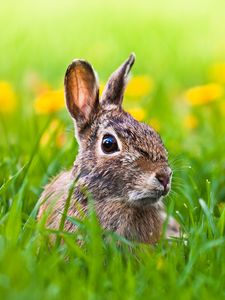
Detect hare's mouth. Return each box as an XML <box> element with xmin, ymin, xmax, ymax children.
<box><xmin>128</xmin><ymin>190</ymin><xmax>164</xmax><ymax>205</ymax></box>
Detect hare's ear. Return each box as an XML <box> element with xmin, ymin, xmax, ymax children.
<box><xmin>101</xmin><ymin>53</ymin><xmax>135</xmax><ymax>107</ymax></box>
<box><xmin>64</xmin><ymin>60</ymin><xmax>99</xmax><ymax>124</ymax></box>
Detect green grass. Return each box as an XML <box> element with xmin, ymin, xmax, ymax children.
<box><xmin>0</xmin><ymin>0</ymin><xmax>225</xmax><ymax>299</ymax></box>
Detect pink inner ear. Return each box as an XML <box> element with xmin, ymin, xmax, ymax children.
<box><xmin>77</xmin><ymin>86</ymin><xmax>94</xmax><ymax>120</ymax></box>
<box><xmin>65</xmin><ymin>60</ymin><xmax>99</xmax><ymax>121</ymax></box>
<box><xmin>71</xmin><ymin>68</ymin><xmax>94</xmax><ymax>119</ymax></box>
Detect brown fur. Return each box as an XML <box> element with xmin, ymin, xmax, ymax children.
<box><xmin>38</xmin><ymin>170</ymin><xmax>163</xmax><ymax>244</ymax></box>
<box><xmin>37</xmin><ymin>54</ymin><xmax>180</xmax><ymax>243</ymax></box>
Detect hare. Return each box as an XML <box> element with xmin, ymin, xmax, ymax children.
<box><xmin>38</xmin><ymin>54</ymin><xmax>179</xmax><ymax>244</ymax></box>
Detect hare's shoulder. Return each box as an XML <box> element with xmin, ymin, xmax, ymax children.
<box><xmin>38</xmin><ymin>170</ymin><xmax>73</xmax><ymax>220</ymax></box>
<box><xmin>41</xmin><ymin>170</ymin><xmax>73</xmax><ymax>200</ymax></box>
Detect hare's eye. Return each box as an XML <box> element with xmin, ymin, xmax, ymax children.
<box><xmin>101</xmin><ymin>134</ymin><xmax>119</xmax><ymax>154</ymax></box>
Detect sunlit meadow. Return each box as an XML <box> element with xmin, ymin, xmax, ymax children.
<box><xmin>0</xmin><ymin>0</ymin><xmax>225</xmax><ymax>299</ymax></box>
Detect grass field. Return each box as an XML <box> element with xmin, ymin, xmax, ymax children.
<box><xmin>0</xmin><ymin>0</ymin><xmax>225</xmax><ymax>299</ymax></box>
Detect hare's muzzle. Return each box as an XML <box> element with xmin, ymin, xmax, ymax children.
<box><xmin>155</xmin><ymin>167</ymin><xmax>172</xmax><ymax>196</ymax></box>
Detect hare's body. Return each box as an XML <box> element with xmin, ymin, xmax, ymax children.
<box><xmin>38</xmin><ymin>170</ymin><xmax>163</xmax><ymax>243</ymax></box>
<box><xmin>38</xmin><ymin>54</ymin><xmax>179</xmax><ymax>243</ymax></box>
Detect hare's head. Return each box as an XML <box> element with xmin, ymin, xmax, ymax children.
<box><xmin>65</xmin><ymin>54</ymin><xmax>172</xmax><ymax>206</ymax></box>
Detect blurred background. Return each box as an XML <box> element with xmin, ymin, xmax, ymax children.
<box><xmin>1</xmin><ymin>0</ymin><xmax>225</xmax><ymax>82</ymax></box>
<box><xmin>0</xmin><ymin>0</ymin><xmax>225</xmax><ymax>209</ymax></box>
<box><xmin>0</xmin><ymin>2</ymin><xmax>225</xmax><ymax>299</ymax></box>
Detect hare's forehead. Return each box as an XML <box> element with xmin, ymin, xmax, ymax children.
<box><xmin>93</xmin><ymin>114</ymin><xmax>163</xmax><ymax>149</ymax></box>
<box><xmin>93</xmin><ymin>121</ymin><xmax>167</xmax><ymax>161</ymax></box>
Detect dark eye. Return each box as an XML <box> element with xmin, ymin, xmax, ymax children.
<box><xmin>101</xmin><ymin>134</ymin><xmax>119</xmax><ymax>154</ymax></box>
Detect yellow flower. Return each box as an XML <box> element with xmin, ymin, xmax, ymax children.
<box><xmin>148</xmin><ymin>118</ymin><xmax>161</xmax><ymax>132</ymax></box>
<box><xmin>99</xmin><ymin>82</ymin><xmax>105</xmax><ymax>96</ymax></box>
<box><xmin>125</xmin><ymin>75</ymin><xmax>153</xmax><ymax>98</ymax></box>
<box><xmin>209</xmin><ymin>63</ymin><xmax>225</xmax><ymax>84</ymax></box>
<box><xmin>184</xmin><ymin>83</ymin><xmax>223</xmax><ymax>106</ymax></box>
<box><xmin>41</xmin><ymin>119</ymin><xmax>65</xmax><ymax>148</ymax></box>
<box><xmin>34</xmin><ymin>89</ymin><xmax>65</xmax><ymax>114</ymax></box>
<box><xmin>55</xmin><ymin>132</ymin><xmax>66</xmax><ymax>148</ymax></box>
<box><xmin>0</xmin><ymin>81</ymin><xmax>17</xmax><ymax>113</ymax></box>
<box><xmin>127</xmin><ymin>107</ymin><xmax>146</xmax><ymax>121</ymax></box>
<box><xmin>183</xmin><ymin>114</ymin><xmax>198</xmax><ymax>130</ymax></box>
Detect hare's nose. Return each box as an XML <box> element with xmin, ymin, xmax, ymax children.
<box><xmin>156</xmin><ymin>169</ymin><xmax>172</xmax><ymax>193</ymax></box>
